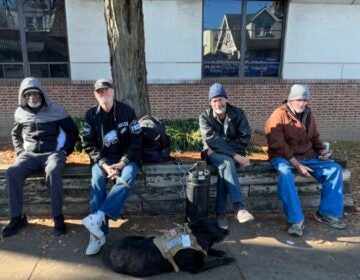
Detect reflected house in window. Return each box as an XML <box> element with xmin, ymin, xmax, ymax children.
<box><xmin>203</xmin><ymin>30</ymin><xmax>219</xmax><ymax>57</ymax></box>
<box><xmin>247</xmin><ymin>7</ymin><xmax>282</xmax><ymax>39</ymax></box>
<box><xmin>215</xmin><ymin>14</ymin><xmax>241</xmax><ymax>59</ymax></box>
<box><xmin>246</xmin><ymin>8</ymin><xmax>283</xmax><ymax>77</ymax></box>
<box><xmin>215</xmin><ymin>8</ymin><xmax>282</xmax><ymax>60</ymax></box>
<box><xmin>203</xmin><ymin>6</ymin><xmax>283</xmax><ymax>77</ymax></box>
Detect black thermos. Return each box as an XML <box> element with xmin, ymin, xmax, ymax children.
<box><xmin>185</xmin><ymin>161</ymin><xmax>210</xmax><ymax>223</ymax></box>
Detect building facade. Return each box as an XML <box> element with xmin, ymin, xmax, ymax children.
<box><xmin>1</xmin><ymin>0</ymin><xmax>360</xmax><ymax>140</ymax></box>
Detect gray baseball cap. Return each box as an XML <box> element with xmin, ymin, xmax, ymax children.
<box><xmin>94</xmin><ymin>78</ymin><xmax>113</xmax><ymax>91</ymax></box>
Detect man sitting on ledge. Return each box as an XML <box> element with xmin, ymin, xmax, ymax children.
<box><xmin>1</xmin><ymin>77</ymin><xmax>79</xmax><ymax>238</ymax></box>
<box><xmin>264</xmin><ymin>84</ymin><xmax>346</xmax><ymax>237</ymax></box>
<box><xmin>199</xmin><ymin>83</ymin><xmax>254</xmax><ymax>230</ymax></box>
<box><xmin>81</xmin><ymin>79</ymin><xmax>142</xmax><ymax>255</ymax></box>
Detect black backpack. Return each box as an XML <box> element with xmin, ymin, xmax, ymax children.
<box><xmin>139</xmin><ymin>115</ymin><xmax>171</xmax><ymax>163</ymax></box>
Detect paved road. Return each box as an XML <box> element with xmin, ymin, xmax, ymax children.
<box><xmin>1</xmin><ymin>213</ymin><xmax>359</xmax><ymax>280</ymax></box>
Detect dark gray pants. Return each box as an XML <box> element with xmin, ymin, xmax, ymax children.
<box><xmin>6</xmin><ymin>151</ymin><xmax>66</xmax><ymax>218</ymax></box>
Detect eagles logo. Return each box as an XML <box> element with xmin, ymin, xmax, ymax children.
<box><xmin>82</xmin><ymin>121</ymin><xmax>91</xmax><ymax>136</ymax></box>
<box><xmin>129</xmin><ymin>120</ymin><xmax>142</xmax><ymax>134</ymax></box>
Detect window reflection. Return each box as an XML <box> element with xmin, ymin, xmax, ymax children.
<box><xmin>0</xmin><ymin>0</ymin><xmax>19</xmax><ymax>28</ymax></box>
<box><xmin>0</xmin><ymin>29</ymin><xmax>22</xmax><ymax>62</ymax></box>
<box><xmin>203</xmin><ymin>0</ymin><xmax>284</xmax><ymax>78</ymax></box>
<box><xmin>25</xmin><ymin>0</ymin><xmax>68</xmax><ymax>64</ymax></box>
<box><xmin>245</xmin><ymin>1</ymin><xmax>283</xmax><ymax>77</ymax></box>
<box><xmin>26</xmin><ymin>31</ymin><xmax>68</xmax><ymax>62</ymax></box>
<box><xmin>30</xmin><ymin>62</ymin><xmax>68</xmax><ymax>77</ymax></box>
<box><xmin>4</xmin><ymin>64</ymin><xmax>23</xmax><ymax>78</ymax></box>
<box><xmin>203</xmin><ymin>0</ymin><xmax>242</xmax><ymax>77</ymax></box>
<box><xmin>24</xmin><ymin>0</ymin><xmax>66</xmax><ymax>30</ymax></box>
<box><xmin>0</xmin><ymin>0</ymin><xmax>69</xmax><ymax>79</ymax></box>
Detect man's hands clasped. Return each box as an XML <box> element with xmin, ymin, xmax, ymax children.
<box><xmin>233</xmin><ymin>153</ymin><xmax>250</xmax><ymax>167</ymax></box>
<box><xmin>102</xmin><ymin>161</ymin><xmax>127</xmax><ymax>180</ymax></box>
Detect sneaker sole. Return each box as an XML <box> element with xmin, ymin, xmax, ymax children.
<box><xmin>288</xmin><ymin>230</ymin><xmax>303</xmax><ymax>237</ymax></box>
<box><xmin>82</xmin><ymin>216</ymin><xmax>104</xmax><ymax>239</ymax></box>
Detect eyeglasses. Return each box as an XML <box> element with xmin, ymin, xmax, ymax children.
<box><xmin>23</xmin><ymin>91</ymin><xmax>41</xmax><ymax>98</ymax></box>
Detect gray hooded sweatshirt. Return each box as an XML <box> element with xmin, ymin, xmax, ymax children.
<box><xmin>12</xmin><ymin>77</ymin><xmax>79</xmax><ymax>155</ymax></box>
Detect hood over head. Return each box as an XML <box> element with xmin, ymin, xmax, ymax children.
<box><xmin>18</xmin><ymin>77</ymin><xmax>50</xmax><ymax>107</ymax></box>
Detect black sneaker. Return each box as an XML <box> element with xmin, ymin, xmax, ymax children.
<box><xmin>53</xmin><ymin>214</ymin><xmax>67</xmax><ymax>236</ymax></box>
<box><xmin>1</xmin><ymin>214</ymin><xmax>28</xmax><ymax>238</ymax></box>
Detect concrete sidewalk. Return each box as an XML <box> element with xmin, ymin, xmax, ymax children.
<box><xmin>0</xmin><ymin>213</ymin><xmax>359</xmax><ymax>280</ymax></box>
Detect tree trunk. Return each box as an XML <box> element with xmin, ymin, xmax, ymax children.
<box><xmin>104</xmin><ymin>0</ymin><xmax>151</xmax><ymax>117</ymax></box>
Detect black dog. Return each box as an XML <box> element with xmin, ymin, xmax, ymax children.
<box><xmin>102</xmin><ymin>219</ymin><xmax>234</xmax><ymax>276</ymax></box>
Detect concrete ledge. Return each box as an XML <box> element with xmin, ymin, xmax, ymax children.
<box><xmin>0</xmin><ymin>160</ymin><xmax>354</xmax><ymax>217</ymax></box>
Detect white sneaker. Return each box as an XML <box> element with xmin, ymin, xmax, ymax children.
<box><xmin>86</xmin><ymin>234</ymin><xmax>106</xmax><ymax>255</ymax></box>
<box><xmin>82</xmin><ymin>212</ymin><xmax>105</xmax><ymax>239</ymax></box>
<box><xmin>235</xmin><ymin>209</ymin><xmax>255</xmax><ymax>223</ymax></box>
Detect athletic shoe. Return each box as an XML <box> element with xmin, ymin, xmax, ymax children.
<box><xmin>235</xmin><ymin>209</ymin><xmax>255</xmax><ymax>223</ymax></box>
<box><xmin>314</xmin><ymin>212</ymin><xmax>346</xmax><ymax>229</ymax></box>
<box><xmin>86</xmin><ymin>234</ymin><xmax>106</xmax><ymax>255</ymax></box>
<box><xmin>288</xmin><ymin>221</ymin><xmax>304</xmax><ymax>237</ymax></box>
<box><xmin>1</xmin><ymin>214</ymin><xmax>28</xmax><ymax>238</ymax></box>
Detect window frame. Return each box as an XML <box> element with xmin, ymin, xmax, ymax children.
<box><xmin>201</xmin><ymin>0</ymin><xmax>288</xmax><ymax>80</ymax></box>
<box><xmin>0</xmin><ymin>0</ymin><xmax>70</xmax><ymax>80</ymax></box>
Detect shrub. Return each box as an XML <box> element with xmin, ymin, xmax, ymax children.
<box><xmin>72</xmin><ymin>117</ymin><xmax>262</xmax><ymax>155</ymax></box>
<box><xmin>164</xmin><ymin>119</ymin><xmax>202</xmax><ymax>152</ymax></box>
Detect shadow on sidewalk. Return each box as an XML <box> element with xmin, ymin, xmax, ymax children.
<box><xmin>0</xmin><ymin>213</ymin><xmax>359</xmax><ymax>280</ymax></box>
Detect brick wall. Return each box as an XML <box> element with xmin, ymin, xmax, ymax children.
<box><xmin>1</xmin><ymin>79</ymin><xmax>359</xmax><ymax>141</ymax></box>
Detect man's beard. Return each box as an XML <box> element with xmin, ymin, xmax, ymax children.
<box><xmin>27</xmin><ymin>100</ymin><xmax>42</xmax><ymax>108</ymax></box>
<box><xmin>213</xmin><ymin>105</ymin><xmax>226</xmax><ymax>115</ymax></box>
<box><xmin>98</xmin><ymin>95</ymin><xmax>113</xmax><ymax>105</ymax></box>
<box><xmin>288</xmin><ymin>102</ymin><xmax>305</xmax><ymax>114</ymax></box>
<box><xmin>293</xmin><ymin>107</ymin><xmax>305</xmax><ymax>113</ymax></box>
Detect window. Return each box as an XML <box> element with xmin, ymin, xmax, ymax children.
<box><xmin>203</xmin><ymin>0</ymin><xmax>285</xmax><ymax>78</ymax></box>
<box><xmin>0</xmin><ymin>0</ymin><xmax>69</xmax><ymax>79</ymax></box>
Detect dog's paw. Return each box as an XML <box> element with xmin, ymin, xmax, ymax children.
<box><xmin>221</xmin><ymin>256</ymin><xmax>235</xmax><ymax>265</ymax></box>
<box><xmin>208</xmin><ymin>248</ymin><xmax>226</xmax><ymax>257</ymax></box>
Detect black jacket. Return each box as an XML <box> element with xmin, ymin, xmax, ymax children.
<box><xmin>199</xmin><ymin>103</ymin><xmax>251</xmax><ymax>157</ymax></box>
<box><xmin>82</xmin><ymin>100</ymin><xmax>142</xmax><ymax>166</ymax></box>
<box><xmin>12</xmin><ymin>77</ymin><xmax>79</xmax><ymax>155</ymax></box>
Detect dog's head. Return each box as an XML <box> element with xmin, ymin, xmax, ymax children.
<box><xmin>189</xmin><ymin>219</ymin><xmax>228</xmax><ymax>252</ymax></box>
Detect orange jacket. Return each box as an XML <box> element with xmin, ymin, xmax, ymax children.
<box><xmin>264</xmin><ymin>104</ymin><xmax>323</xmax><ymax>161</ymax></box>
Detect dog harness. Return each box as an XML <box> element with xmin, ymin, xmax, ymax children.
<box><xmin>153</xmin><ymin>223</ymin><xmax>207</xmax><ymax>272</ymax></box>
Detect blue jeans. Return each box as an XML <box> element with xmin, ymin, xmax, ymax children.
<box><xmin>208</xmin><ymin>153</ymin><xmax>244</xmax><ymax>215</ymax></box>
<box><xmin>271</xmin><ymin>157</ymin><xmax>343</xmax><ymax>224</ymax></box>
<box><xmin>90</xmin><ymin>161</ymin><xmax>138</xmax><ymax>222</ymax></box>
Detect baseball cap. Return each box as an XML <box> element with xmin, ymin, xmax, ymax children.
<box><xmin>94</xmin><ymin>79</ymin><xmax>113</xmax><ymax>91</ymax></box>
<box><xmin>22</xmin><ymin>88</ymin><xmax>42</xmax><ymax>96</ymax></box>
